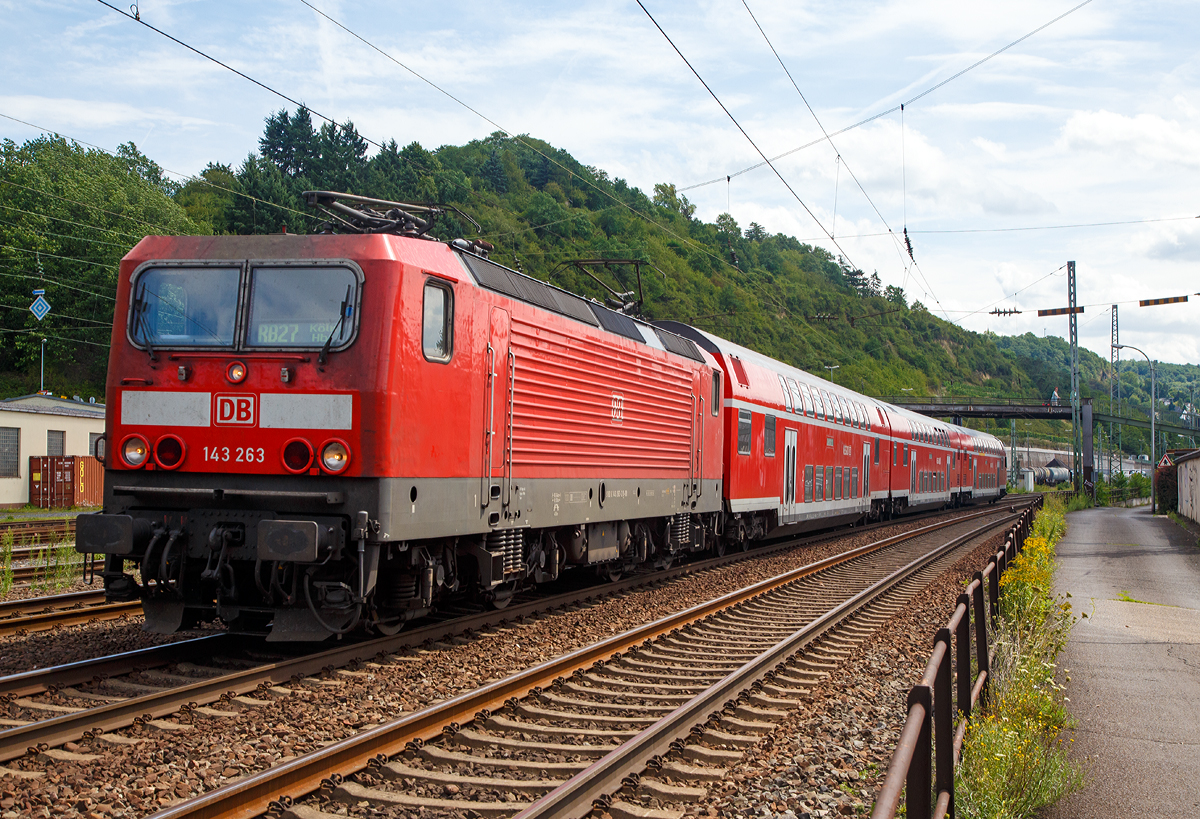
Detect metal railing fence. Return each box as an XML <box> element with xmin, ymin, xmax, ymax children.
<box><xmin>871</xmin><ymin>496</ymin><xmax>1043</xmax><ymax>819</ymax></box>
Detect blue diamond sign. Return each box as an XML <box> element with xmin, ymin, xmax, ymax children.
<box><xmin>30</xmin><ymin>294</ymin><xmax>51</xmax><ymax>321</ymax></box>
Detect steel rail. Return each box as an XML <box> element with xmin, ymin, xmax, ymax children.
<box><xmin>0</xmin><ymin>634</ymin><xmax>234</xmax><ymax>700</ymax></box>
<box><xmin>511</xmin><ymin>513</ymin><xmax>1019</xmax><ymax>818</ymax></box>
<box><xmin>144</xmin><ymin>505</ymin><xmax>1027</xmax><ymax>819</ymax></box>
<box><xmin>0</xmin><ymin>503</ymin><xmax>1014</xmax><ymax>756</ymax></box>
<box><xmin>0</xmin><ymin>589</ymin><xmax>106</xmax><ymax>618</ymax></box>
<box><xmin>0</xmin><ymin>600</ymin><xmax>141</xmax><ymax>638</ymax></box>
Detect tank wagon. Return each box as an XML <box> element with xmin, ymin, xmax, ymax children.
<box><xmin>77</xmin><ymin>193</ymin><xmax>1005</xmax><ymax>640</ymax></box>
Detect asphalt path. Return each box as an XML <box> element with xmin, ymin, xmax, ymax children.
<box><xmin>1050</xmin><ymin>506</ymin><xmax>1200</xmax><ymax>818</ymax></box>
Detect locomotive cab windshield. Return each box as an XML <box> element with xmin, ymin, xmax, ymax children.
<box><xmin>129</xmin><ymin>262</ymin><xmax>361</xmax><ymax>351</ymax></box>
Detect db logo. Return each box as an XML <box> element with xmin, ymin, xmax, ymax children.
<box><xmin>214</xmin><ymin>394</ymin><xmax>257</xmax><ymax>426</ymax></box>
<box><xmin>611</xmin><ymin>392</ymin><xmax>624</xmax><ymax>425</ymax></box>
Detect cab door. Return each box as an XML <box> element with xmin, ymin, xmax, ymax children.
<box><xmin>483</xmin><ymin>307</ymin><xmax>512</xmax><ymax>518</ymax></box>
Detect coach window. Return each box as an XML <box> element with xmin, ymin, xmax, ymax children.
<box><xmin>764</xmin><ymin>414</ymin><xmax>776</xmax><ymax>457</ymax></box>
<box><xmin>862</xmin><ymin>403</ymin><xmax>871</xmax><ymax>431</ymax></box>
<box><xmin>834</xmin><ymin>466</ymin><xmax>842</xmax><ymax>500</ymax></box>
<box><xmin>804</xmin><ymin>465</ymin><xmax>814</xmax><ymax>502</ymax></box>
<box><xmin>821</xmin><ymin>390</ymin><xmax>836</xmax><ymax>423</ymax></box>
<box><xmin>738</xmin><ymin>409</ymin><xmax>752</xmax><ymax>455</ymax></box>
<box><xmin>778</xmin><ymin>375</ymin><xmax>792</xmax><ymax>413</ymax></box>
<box><xmin>903</xmin><ymin>444</ymin><xmax>909</xmax><ymax>466</ymax></box>
<box><xmin>811</xmin><ymin>388</ymin><xmax>825</xmax><ymax>420</ymax></box>
<box><xmin>712</xmin><ymin>370</ymin><xmax>722</xmax><ymax>416</ymax></box>
<box><xmin>814</xmin><ymin>465</ymin><xmax>823</xmax><ymax>501</ymax></box>
<box><xmin>794</xmin><ymin>381</ymin><xmax>811</xmax><ymax>417</ymax></box>
<box><xmin>852</xmin><ymin>467</ymin><xmax>859</xmax><ymax>498</ymax></box>
<box><xmin>422</xmin><ymin>281</ymin><xmax>454</xmax><ymax>361</ymax></box>
<box><xmin>825</xmin><ymin>466</ymin><xmax>834</xmax><ymax>501</ymax></box>
<box><xmin>874</xmin><ymin>437</ymin><xmax>880</xmax><ymax>465</ymax></box>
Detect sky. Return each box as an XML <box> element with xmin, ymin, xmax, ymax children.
<box><xmin>2</xmin><ymin>0</ymin><xmax>1198</xmax><ymax>369</ymax></box>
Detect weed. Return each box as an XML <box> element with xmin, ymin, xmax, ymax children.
<box><xmin>0</xmin><ymin>529</ymin><xmax>12</xmax><ymax>598</ymax></box>
<box><xmin>955</xmin><ymin>494</ymin><xmax>1084</xmax><ymax>818</ymax></box>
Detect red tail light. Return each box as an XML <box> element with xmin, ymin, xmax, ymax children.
<box><xmin>282</xmin><ymin>438</ymin><xmax>314</xmax><ymax>473</ymax></box>
<box><xmin>154</xmin><ymin>435</ymin><xmax>186</xmax><ymax>469</ymax></box>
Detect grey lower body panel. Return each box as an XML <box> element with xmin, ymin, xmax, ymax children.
<box><xmin>375</xmin><ymin>476</ymin><xmax>723</xmax><ymax>541</ymax></box>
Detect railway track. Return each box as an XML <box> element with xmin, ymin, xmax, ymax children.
<box><xmin>0</xmin><ymin>503</ymin><xmax>1014</xmax><ymax>775</ymax></box>
<box><xmin>0</xmin><ymin>592</ymin><xmax>137</xmax><ymax>638</ymax></box>
<box><xmin>140</xmin><ymin>501</ymin><xmax>1030</xmax><ymax>819</ymax></box>
<box><xmin>0</xmin><ymin>517</ymin><xmax>77</xmax><ymax>547</ymax></box>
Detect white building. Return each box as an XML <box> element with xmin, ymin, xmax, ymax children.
<box><xmin>0</xmin><ymin>394</ymin><xmax>105</xmax><ymax>508</ymax></box>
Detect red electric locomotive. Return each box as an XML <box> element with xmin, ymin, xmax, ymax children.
<box><xmin>78</xmin><ymin>192</ymin><xmax>1007</xmax><ymax>641</ymax></box>
<box><xmin>78</xmin><ymin>194</ymin><xmax>724</xmax><ymax>640</ymax></box>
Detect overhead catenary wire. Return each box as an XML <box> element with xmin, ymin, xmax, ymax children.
<box><xmin>635</xmin><ymin>0</ymin><xmax>860</xmax><ymax>273</ymax></box>
<box><xmin>0</xmin><ymin>111</ymin><xmax>321</xmax><ymax>231</ymax></box>
<box><xmin>739</xmin><ymin>0</ymin><xmax>944</xmax><ymax>317</ymax></box>
<box><xmin>295</xmin><ymin>0</ymin><xmax>801</xmax><ymax>322</ymax></box>
<box><xmin>678</xmin><ymin>0</ymin><xmax>1098</xmax><ymax>193</ymax></box>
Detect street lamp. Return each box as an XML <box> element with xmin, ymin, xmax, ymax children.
<box><xmin>1114</xmin><ymin>343</ymin><xmax>1155</xmax><ymax>514</ymax></box>
<box><xmin>824</xmin><ymin>364</ymin><xmax>839</xmax><ymax>382</ymax></box>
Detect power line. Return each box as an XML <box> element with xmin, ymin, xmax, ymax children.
<box><xmin>0</xmin><ymin>201</ymin><xmax>148</xmax><ymax>242</ymax></box>
<box><xmin>0</xmin><ymin>179</ymin><xmax>173</xmax><ymax>233</ymax></box>
<box><xmin>635</xmin><ymin>0</ymin><xmax>859</xmax><ymax>272</ymax></box>
<box><xmin>678</xmin><ymin>0</ymin><xmax>1098</xmax><ymax>193</ymax></box>
<box><xmin>2</xmin><ymin>108</ymin><xmax>320</xmax><ymax>230</ymax></box>
<box><xmin>296</xmin><ymin>0</ymin><xmax>799</xmax><ymax>321</ymax></box>
<box><xmin>739</xmin><ymin>0</ymin><xmax>945</xmax><ymax>317</ymax></box>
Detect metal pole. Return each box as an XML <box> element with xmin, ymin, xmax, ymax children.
<box><xmin>1151</xmin><ymin>360</ymin><xmax>1156</xmax><ymax>514</ymax></box>
<box><xmin>40</xmin><ymin>338</ymin><xmax>46</xmax><ymax>393</ymax></box>
<box><xmin>1068</xmin><ymin>262</ymin><xmax>1082</xmax><ymax>492</ymax></box>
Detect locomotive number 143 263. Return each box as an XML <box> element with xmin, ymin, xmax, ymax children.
<box><xmin>203</xmin><ymin>446</ymin><xmax>266</xmax><ymax>464</ymax></box>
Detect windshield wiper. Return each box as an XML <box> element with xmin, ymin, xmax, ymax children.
<box><xmin>132</xmin><ymin>283</ymin><xmax>157</xmax><ymax>363</ymax></box>
<box><xmin>318</xmin><ymin>285</ymin><xmax>352</xmax><ymax>366</ymax></box>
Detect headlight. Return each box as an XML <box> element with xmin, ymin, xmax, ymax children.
<box><xmin>226</xmin><ymin>361</ymin><xmax>248</xmax><ymax>384</ymax></box>
<box><xmin>121</xmin><ymin>435</ymin><xmax>150</xmax><ymax>468</ymax></box>
<box><xmin>320</xmin><ymin>440</ymin><xmax>350</xmax><ymax>473</ymax></box>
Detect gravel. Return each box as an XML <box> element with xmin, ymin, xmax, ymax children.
<box><xmin>0</xmin><ymin>509</ymin><xmax>1002</xmax><ymax>818</ymax></box>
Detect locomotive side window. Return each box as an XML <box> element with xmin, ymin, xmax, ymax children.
<box><xmin>248</xmin><ymin>266</ymin><xmax>359</xmax><ymax>349</ymax></box>
<box><xmin>764</xmin><ymin>415</ymin><xmax>776</xmax><ymax>457</ymax></box>
<box><xmin>712</xmin><ymin>370</ymin><xmax>721</xmax><ymax>416</ymax></box>
<box><xmin>421</xmin><ymin>281</ymin><xmax>454</xmax><ymax>361</ymax></box>
<box><xmin>130</xmin><ymin>266</ymin><xmax>239</xmax><ymax>347</ymax></box>
<box><xmin>737</xmin><ymin>409</ymin><xmax>752</xmax><ymax>455</ymax></box>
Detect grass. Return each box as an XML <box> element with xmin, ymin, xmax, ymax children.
<box><xmin>954</xmin><ymin>494</ymin><xmax>1084</xmax><ymax>819</ymax></box>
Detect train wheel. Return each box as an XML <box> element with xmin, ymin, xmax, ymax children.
<box><xmin>604</xmin><ymin>566</ymin><xmax>623</xmax><ymax>583</ymax></box>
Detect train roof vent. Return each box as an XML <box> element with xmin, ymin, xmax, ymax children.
<box><xmin>590</xmin><ymin>303</ymin><xmax>644</xmax><ymax>341</ymax></box>
<box><xmin>653</xmin><ymin>327</ymin><xmax>704</xmax><ymax>362</ymax></box>
<box><xmin>458</xmin><ymin>252</ymin><xmax>599</xmax><ymax>327</ymax></box>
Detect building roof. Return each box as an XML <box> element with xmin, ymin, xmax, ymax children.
<box><xmin>1174</xmin><ymin>449</ymin><xmax>1200</xmax><ymax>466</ymax></box>
<box><xmin>0</xmin><ymin>393</ymin><xmax>105</xmax><ymax>420</ymax></box>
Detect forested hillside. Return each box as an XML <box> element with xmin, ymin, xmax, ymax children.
<box><xmin>1</xmin><ymin>110</ymin><xmax>1196</xmax><ymax>456</ymax></box>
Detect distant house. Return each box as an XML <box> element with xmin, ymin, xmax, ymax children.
<box><xmin>0</xmin><ymin>394</ymin><xmax>105</xmax><ymax>508</ymax></box>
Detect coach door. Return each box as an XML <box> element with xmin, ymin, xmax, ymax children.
<box><xmin>783</xmin><ymin>428</ymin><xmax>798</xmax><ymax>523</ymax></box>
<box><xmin>483</xmin><ymin>307</ymin><xmax>513</xmax><ymax>518</ymax></box>
<box><xmin>862</xmin><ymin>443</ymin><xmax>871</xmax><ymax>501</ymax></box>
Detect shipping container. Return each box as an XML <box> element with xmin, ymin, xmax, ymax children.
<box><xmin>28</xmin><ymin>456</ymin><xmax>104</xmax><ymax>509</ymax></box>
